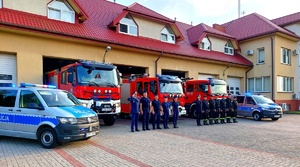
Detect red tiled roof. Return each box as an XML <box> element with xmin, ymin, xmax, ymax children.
<box><xmin>222</xmin><ymin>13</ymin><xmax>299</xmax><ymax>41</ymax></box>
<box><xmin>187</xmin><ymin>23</ymin><xmax>235</xmax><ymax>45</ymax></box>
<box><xmin>272</xmin><ymin>12</ymin><xmax>300</xmax><ymax>26</ymax></box>
<box><xmin>0</xmin><ymin>0</ymin><xmax>252</xmax><ymax>66</ymax></box>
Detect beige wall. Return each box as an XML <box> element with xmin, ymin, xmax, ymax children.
<box><xmin>208</xmin><ymin>35</ymin><xmax>228</xmax><ymax>53</ymax></box>
<box><xmin>4</xmin><ymin>0</ymin><xmax>48</xmax><ymax>16</ymax></box>
<box><xmin>133</xmin><ymin>15</ymin><xmax>165</xmax><ymax>41</ymax></box>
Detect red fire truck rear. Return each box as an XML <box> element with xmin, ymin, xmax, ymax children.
<box><xmin>121</xmin><ymin>74</ymin><xmax>186</xmax><ymax>118</ymax></box>
<box><xmin>183</xmin><ymin>78</ymin><xmax>228</xmax><ymax>117</ymax></box>
<box><xmin>45</xmin><ymin>60</ymin><xmax>122</xmax><ymax>125</ymax></box>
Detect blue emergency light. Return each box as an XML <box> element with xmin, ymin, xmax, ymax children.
<box><xmin>19</xmin><ymin>83</ymin><xmax>56</xmax><ymax>89</ymax></box>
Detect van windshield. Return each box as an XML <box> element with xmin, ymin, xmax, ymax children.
<box><xmin>252</xmin><ymin>95</ymin><xmax>274</xmax><ymax>104</ymax></box>
<box><xmin>39</xmin><ymin>90</ymin><xmax>82</xmax><ymax>107</ymax></box>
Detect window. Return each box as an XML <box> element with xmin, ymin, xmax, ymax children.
<box><xmin>136</xmin><ymin>82</ymin><xmax>143</xmax><ymax>95</ymax></box>
<box><xmin>200</xmin><ymin>37</ymin><xmax>211</xmax><ymax>50</ymax></box>
<box><xmin>119</xmin><ymin>14</ymin><xmax>138</xmax><ymax>36</ymax></box>
<box><xmin>0</xmin><ymin>0</ymin><xmax>2</xmax><ymax>8</ymax></box>
<box><xmin>0</xmin><ymin>90</ymin><xmax>17</xmax><ymax>107</ymax></box>
<box><xmin>61</xmin><ymin>71</ymin><xmax>66</xmax><ymax>84</ymax></box>
<box><xmin>19</xmin><ymin>90</ymin><xmax>41</xmax><ymax>108</ymax></box>
<box><xmin>281</xmin><ymin>48</ymin><xmax>291</xmax><ymax>65</ymax></box>
<box><xmin>247</xmin><ymin>77</ymin><xmax>270</xmax><ymax>92</ymax></box>
<box><xmin>257</xmin><ymin>48</ymin><xmax>265</xmax><ymax>64</ymax></box>
<box><xmin>161</xmin><ymin>25</ymin><xmax>175</xmax><ymax>44</ymax></box>
<box><xmin>187</xmin><ymin>84</ymin><xmax>194</xmax><ymax>92</ymax></box>
<box><xmin>48</xmin><ymin>0</ymin><xmax>75</xmax><ymax>23</ymax></box>
<box><xmin>277</xmin><ymin>76</ymin><xmax>293</xmax><ymax>92</ymax></box>
<box><xmin>224</xmin><ymin>41</ymin><xmax>234</xmax><ymax>55</ymax></box>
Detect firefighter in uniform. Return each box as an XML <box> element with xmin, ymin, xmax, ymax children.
<box><xmin>128</xmin><ymin>91</ymin><xmax>140</xmax><ymax>132</ymax></box>
<box><xmin>220</xmin><ymin>94</ymin><xmax>227</xmax><ymax>124</ymax></box>
<box><xmin>193</xmin><ymin>94</ymin><xmax>202</xmax><ymax>126</ymax></box>
<box><xmin>151</xmin><ymin>94</ymin><xmax>162</xmax><ymax>130</ymax></box>
<box><xmin>232</xmin><ymin>96</ymin><xmax>238</xmax><ymax>123</ymax></box>
<box><xmin>202</xmin><ymin>95</ymin><xmax>210</xmax><ymax>125</ymax></box>
<box><xmin>140</xmin><ymin>91</ymin><xmax>151</xmax><ymax>131</ymax></box>
<box><xmin>214</xmin><ymin>94</ymin><xmax>221</xmax><ymax>124</ymax></box>
<box><xmin>172</xmin><ymin>95</ymin><xmax>179</xmax><ymax>128</ymax></box>
<box><xmin>226</xmin><ymin>94</ymin><xmax>233</xmax><ymax>123</ymax></box>
<box><xmin>209</xmin><ymin>94</ymin><xmax>216</xmax><ymax>125</ymax></box>
<box><xmin>161</xmin><ymin>96</ymin><xmax>170</xmax><ymax>129</ymax></box>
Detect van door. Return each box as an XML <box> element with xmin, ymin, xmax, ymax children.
<box><xmin>236</xmin><ymin>96</ymin><xmax>246</xmax><ymax>116</ymax></box>
<box><xmin>14</xmin><ymin>90</ymin><xmax>44</xmax><ymax>139</ymax></box>
<box><xmin>0</xmin><ymin>89</ymin><xmax>18</xmax><ymax>135</ymax></box>
<box><xmin>244</xmin><ymin>96</ymin><xmax>256</xmax><ymax>117</ymax></box>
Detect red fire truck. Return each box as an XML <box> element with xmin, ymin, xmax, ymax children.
<box><xmin>183</xmin><ymin>78</ymin><xmax>228</xmax><ymax>117</ymax></box>
<box><xmin>121</xmin><ymin>74</ymin><xmax>186</xmax><ymax>118</ymax></box>
<box><xmin>45</xmin><ymin>60</ymin><xmax>122</xmax><ymax>125</ymax></box>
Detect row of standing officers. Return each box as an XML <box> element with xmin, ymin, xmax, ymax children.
<box><xmin>127</xmin><ymin>91</ymin><xmax>238</xmax><ymax>132</ymax></box>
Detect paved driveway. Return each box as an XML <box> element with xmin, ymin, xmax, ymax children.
<box><xmin>1</xmin><ymin>115</ymin><xmax>300</xmax><ymax>167</ymax></box>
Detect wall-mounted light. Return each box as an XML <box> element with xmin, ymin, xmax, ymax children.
<box><xmin>102</xmin><ymin>46</ymin><xmax>111</xmax><ymax>63</ymax></box>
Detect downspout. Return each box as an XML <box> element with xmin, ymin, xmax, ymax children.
<box><xmin>245</xmin><ymin>65</ymin><xmax>254</xmax><ymax>92</ymax></box>
<box><xmin>270</xmin><ymin>35</ymin><xmax>274</xmax><ymax>100</ymax></box>
<box><xmin>155</xmin><ymin>51</ymin><xmax>163</xmax><ymax>75</ymax></box>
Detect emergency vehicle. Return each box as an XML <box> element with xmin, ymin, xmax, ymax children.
<box><xmin>235</xmin><ymin>93</ymin><xmax>283</xmax><ymax>121</ymax></box>
<box><xmin>45</xmin><ymin>60</ymin><xmax>122</xmax><ymax>126</ymax></box>
<box><xmin>0</xmin><ymin>83</ymin><xmax>99</xmax><ymax>148</ymax></box>
<box><xmin>183</xmin><ymin>78</ymin><xmax>228</xmax><ymax>117</ymax></box>
<box><xmin>121</xmin><ymin>74</ymin><xmax>186</xmax><ymax>117</ymax></box>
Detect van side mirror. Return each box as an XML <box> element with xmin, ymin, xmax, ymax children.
<box><xmin>68</xmin><ymin>73</ymin><xmax>73</xmax><ymax>83</ymax></box>
<box><xmin>67</xmin><ymin>67</ymin><xmax>74</xmax><ymax>73</ymax></box>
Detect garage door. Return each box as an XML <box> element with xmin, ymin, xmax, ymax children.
<box><xmin>0</xmin><ymin>54</ymin><xmax>17</xmax><ymax>85</ymax></box>
<box><xmin>198</xmin><ymin>74</ymin><xmax>215</xmax><ymax>80</ymax></box>
<box><xmin>227</xmin><ymin>77</ymin><xmax>240</xmax><ymax>95</ymax></box>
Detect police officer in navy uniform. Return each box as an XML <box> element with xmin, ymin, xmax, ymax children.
<box><xmin>226</xmin><ymin>93</ymin><xmax>233</xmax><ymax>123</ymax></box>
<box><xmin>220</xmin><ymin>94</ymin><xmax>227</xmax><ymax>124</ymax></box>
<box><xmin>214</xmin><ymin>94</ymin><xmax>221</xmax><ymax>124</ymax></box>
<box><xmin>202</xmin><ymin>95</ymin><xmax>210</xmax><ymax>125</ymax></box>
<box><xmin>209</xmin><ymin>94</ymin><xmax>216</xmax><ymax>125</ymax></box>
<box><xmin>232</xmin><ymin>96</ymin><xmax>238</xmax><ymax>123</ymax></box>
<box><xmin>140</xmin><ymin>91</ymin><xmax>151</xmax><ymax>131</ymax></box>
<box><xmin>193</xmin><ymin>94</ymin><xmax>202</xmax><ymax>126</ymax></box>
<box><xmin>151</xmin><ymin>94</ymin><xmax>162</xmax><ymax>130</ymax></box>
<box><xmin>172</xmin><ymin>95</ymin><xmax>179</xmax><ymax>128</ymax></box>
<box><xmin>127</xmin><ymin>91</ymin><xmax>140</xmax><ymax>132</ymax></box>
<box><xmin>161</xmin><ymin>96</ymin><xmax>170</xmax><ymax>129</ymax></box>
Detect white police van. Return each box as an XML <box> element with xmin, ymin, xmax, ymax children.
<box><xmin>0</xmin><ymin>83</ymin><xmax>99</xmax><ymax>148</ymax></box>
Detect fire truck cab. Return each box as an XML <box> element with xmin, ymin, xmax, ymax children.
<box><xmin>183</xmin><ymin>78</ymin><xmax>227</xmax><ymax>117</ymax></box>
<box><xmin>45</xmin><ymin>60</ymin><xmax>122</xmax><ymax>126</ymax></box>
<box><xmin>121</xmin><ymin>74</ymin><xmax>186</xmax><ymax>118</ymax></box>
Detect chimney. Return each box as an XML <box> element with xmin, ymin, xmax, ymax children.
<box><xmin>213</xmin><ymin>24</ymin><xmax>226</xmax><ymax>33</ymax></box>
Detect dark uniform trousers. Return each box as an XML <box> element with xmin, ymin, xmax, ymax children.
<box><xmin>232</xmin><ymin>100</ymin><xmax>238</xmax><ymax>123</ymax></box>
<box><xmin>214</xmin><ymin>99</ymin><xmax>220</xmax><ymax>124</ymax></box>
<box><xmin>220</xmin><ymin>99</ymin><xmax>226</xmax><ymax>124</ymax></box>
<box><xmin>202</xmin><ymin>100</ymin><xmax>209</xmax><ymax>125</ymax></box>
<box><xmin>142</xmin><ymin>109</ymin><xmax>150</xmax><ymax>130</ymax></box>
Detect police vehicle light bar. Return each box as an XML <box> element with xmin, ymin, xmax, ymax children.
<box><xmin>20</xmin><ymin>83</ymin><xmax>56</xmax><ymax>89</ymax></box>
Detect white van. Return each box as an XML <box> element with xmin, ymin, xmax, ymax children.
<box><xmin>0</xmin><ymin>83</ymin><xmax>99</xmax><ymax>148</ymax></box>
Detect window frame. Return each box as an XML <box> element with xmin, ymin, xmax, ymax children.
<box><xmin>257</xmin><ymin>47</ymin><xmax>265</xmax><ymax>64</ymax></box>
<box><xmin>277</xmin><ymin>76</ymin><xmax>293</xmax><ymax>92</ymax></box>
<box><xmin>281</xmin><ymin>47</ymin><xmax>291</xmax><ymax>65</ymax></box>
<box><xmin>247</xmin><ymin>76</ymin><xmax>271</xmax><ymax>93</ymax></box>
<box><xmin>224</xmin><ymin>41</ymin><xmax>234</xmax><ymax>55</ymax></box>
<box><xmin>119</xmin><ymin>14</ymin><xmax>138</xmax><ymax>36</ymax></box>
<box><xmin>160</xmin><ymin>25</ymin><xmax>175</xmax><ymax>44</ymax></box>
<box><xmin>47</xmin><ymin>0</ymin><xmax>75</xmax><ymax>24</ymax></box>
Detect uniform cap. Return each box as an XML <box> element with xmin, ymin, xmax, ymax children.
<box><xmin>204</xmin><ymin>95</ymin><xmax>207</xmax><ymax>97</ymax></box>
<box><xmin>132</xmin><ymin>91</ymin><xmax>137</xmax><ymax>95</ymax></box>
<box><xmin>173</xmin><ymin>95</ymin><xmax>178</xmax><ymax>98</ymax></box>
<box><xmin>143</xmin><ymin>90</ymin><xmax>147</xmax><ymax>93</ymax></box>
<box><xmin>228</xmin><ymin>93</ymin><xmax>232</xmax><ymax>95</ymax></box>
<box><xmin>164</xmin><ymin>96</ymin><xmax>169</xmax><ymax>98</ymax></box>
<box><xmin>222</xmin><ymin>94</ymin><xmax>226</xmax><ymax>97</ymax></box>
<box><xmin>233</xmin><ymin>96</ymin><xmax>237</xmax><ymax>98</ymax></box>
<box><xmin>154</xmin><ymin>93</ymin><xmax>158</xmax><ymax>96</ymax></box>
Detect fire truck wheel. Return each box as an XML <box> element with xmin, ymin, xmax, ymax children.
<box><xmin>103</xmin><ymin>116</ymin><xmax>115</xmax><ymax>126</ymax></box>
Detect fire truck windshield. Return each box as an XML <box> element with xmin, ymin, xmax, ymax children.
<box><xmin>77</xmin><ymin>66</ymin><xmax>118</xmax><ymax>87</ymax></box>
<box><xmin>211</xmin><ymin>84</ymin><xmax>227</xmax><ymax>94</ymax></box>
<box><xmin>160</xmin><ymin>81</ymin><xmax>183</xmax><ymax>94</ymax></box>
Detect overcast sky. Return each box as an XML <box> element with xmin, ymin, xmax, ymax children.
<box><xmin>107</xmin><ymin>0</ymin><xmax>300</xmax><ymax>26</ymax></box>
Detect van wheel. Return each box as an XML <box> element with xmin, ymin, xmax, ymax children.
<box><xmin>193</xmin><ymin>109</ymin><xmax>198</xmax><ymax>119</ymax></box>
<box><xmin>38</xmin><ymin>127</ymin><xmax>57</xmax><ymax>149</ymax></box>
<box><xmin>253</xmin><ymin>112</ymin><xmax>261</xmax><ymax>121</ymax></box>
<box><xmin>271</xmin><ymin>118</ymin><xmax>279</xmax><ymax>121</ymax></box>
<box><xmin>103</xmin><ymin>116</ymin><xmax>115</xmax><ymax>126</ymax></box>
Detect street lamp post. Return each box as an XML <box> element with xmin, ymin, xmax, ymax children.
<box><xmin>102</xmin><ymin>46</ymin><xmax>111</xmax><ymax>63</ymax></box>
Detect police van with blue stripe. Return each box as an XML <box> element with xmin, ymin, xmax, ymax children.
<box><xmin>0</xmin><ymin>83</ymin><xmax>99</xmax><ymax>148</ymax></box>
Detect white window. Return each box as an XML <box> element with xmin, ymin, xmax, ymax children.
<box><xmin>161</xmin><ymin>25</ymin><xmax>175</xmax><ymax>44</ymax></box>
<box><xmin>0</xmin><ymin>0</ymin><xmax>2</xmax><ymax>8</ymax></box>
<box><xmin>119</xmin><ymin>14</ymin><xmax>138</xmax><ymax>36</ymax></box>
<box><xmin>277</xmin><ymin>76</ymin><xmax>293</xmax><ymax>92</ymax></box>
<box><xmin>247</xmin><ymin>76</ymin><xmax>270</xmax><ymax>92</ymax></box>
<box><xmin>257</xmin><ymin>48</ymin><xmax>265</xmax><ymax>64</ymax></box>
<box><xmin>200</xmin><ymin>37</ymin><xmax>211</xmax><ymax>50</ymax></box>
<box><xmin>48</xmin><ymin>0</ymin><xmax>75</xmax><ymax>23</ymax></box>
<box><xmin>224</xmin><ymin>41</ymin><xmax>234</xmax><ymax>55</ymax></box>
<box><xmin>281</xmin><ymin>48</ymin><xmax>291</xmax><ymax>65</ymax></box>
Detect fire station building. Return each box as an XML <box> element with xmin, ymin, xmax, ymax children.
<box><xmin>0</xmin><ymin>0</ymin><xmax>253</xmax><ymax>96</ymax></box>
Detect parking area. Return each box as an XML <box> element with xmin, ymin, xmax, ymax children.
<box><xmin>1</xmin><ymin>114</ymin><xmax>300</xmax><ymax>167</ymax></box>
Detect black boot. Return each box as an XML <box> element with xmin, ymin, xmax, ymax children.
<box><xmin>210</xmin><ymin>119</ymin><xmax>214</xmax><ymax>125</ymax></box>
<box><xmin>233</xmin><ymin>118</ymin><xmax>238</xmax><ymax>123</ymax></box>
<box><xmin>216</xmin><ymin>119</ymin><xmax>220</xmax><ymax>124</ymax></box>
<box><xmin>227</xmin><ymin>118</ymin><xmax>232</xmax><ymax>123</ymax></box>
<box><xmin>204</xmin><ymin>120</ymin><xmax>209</xmax><ymax>125</ymax></box>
